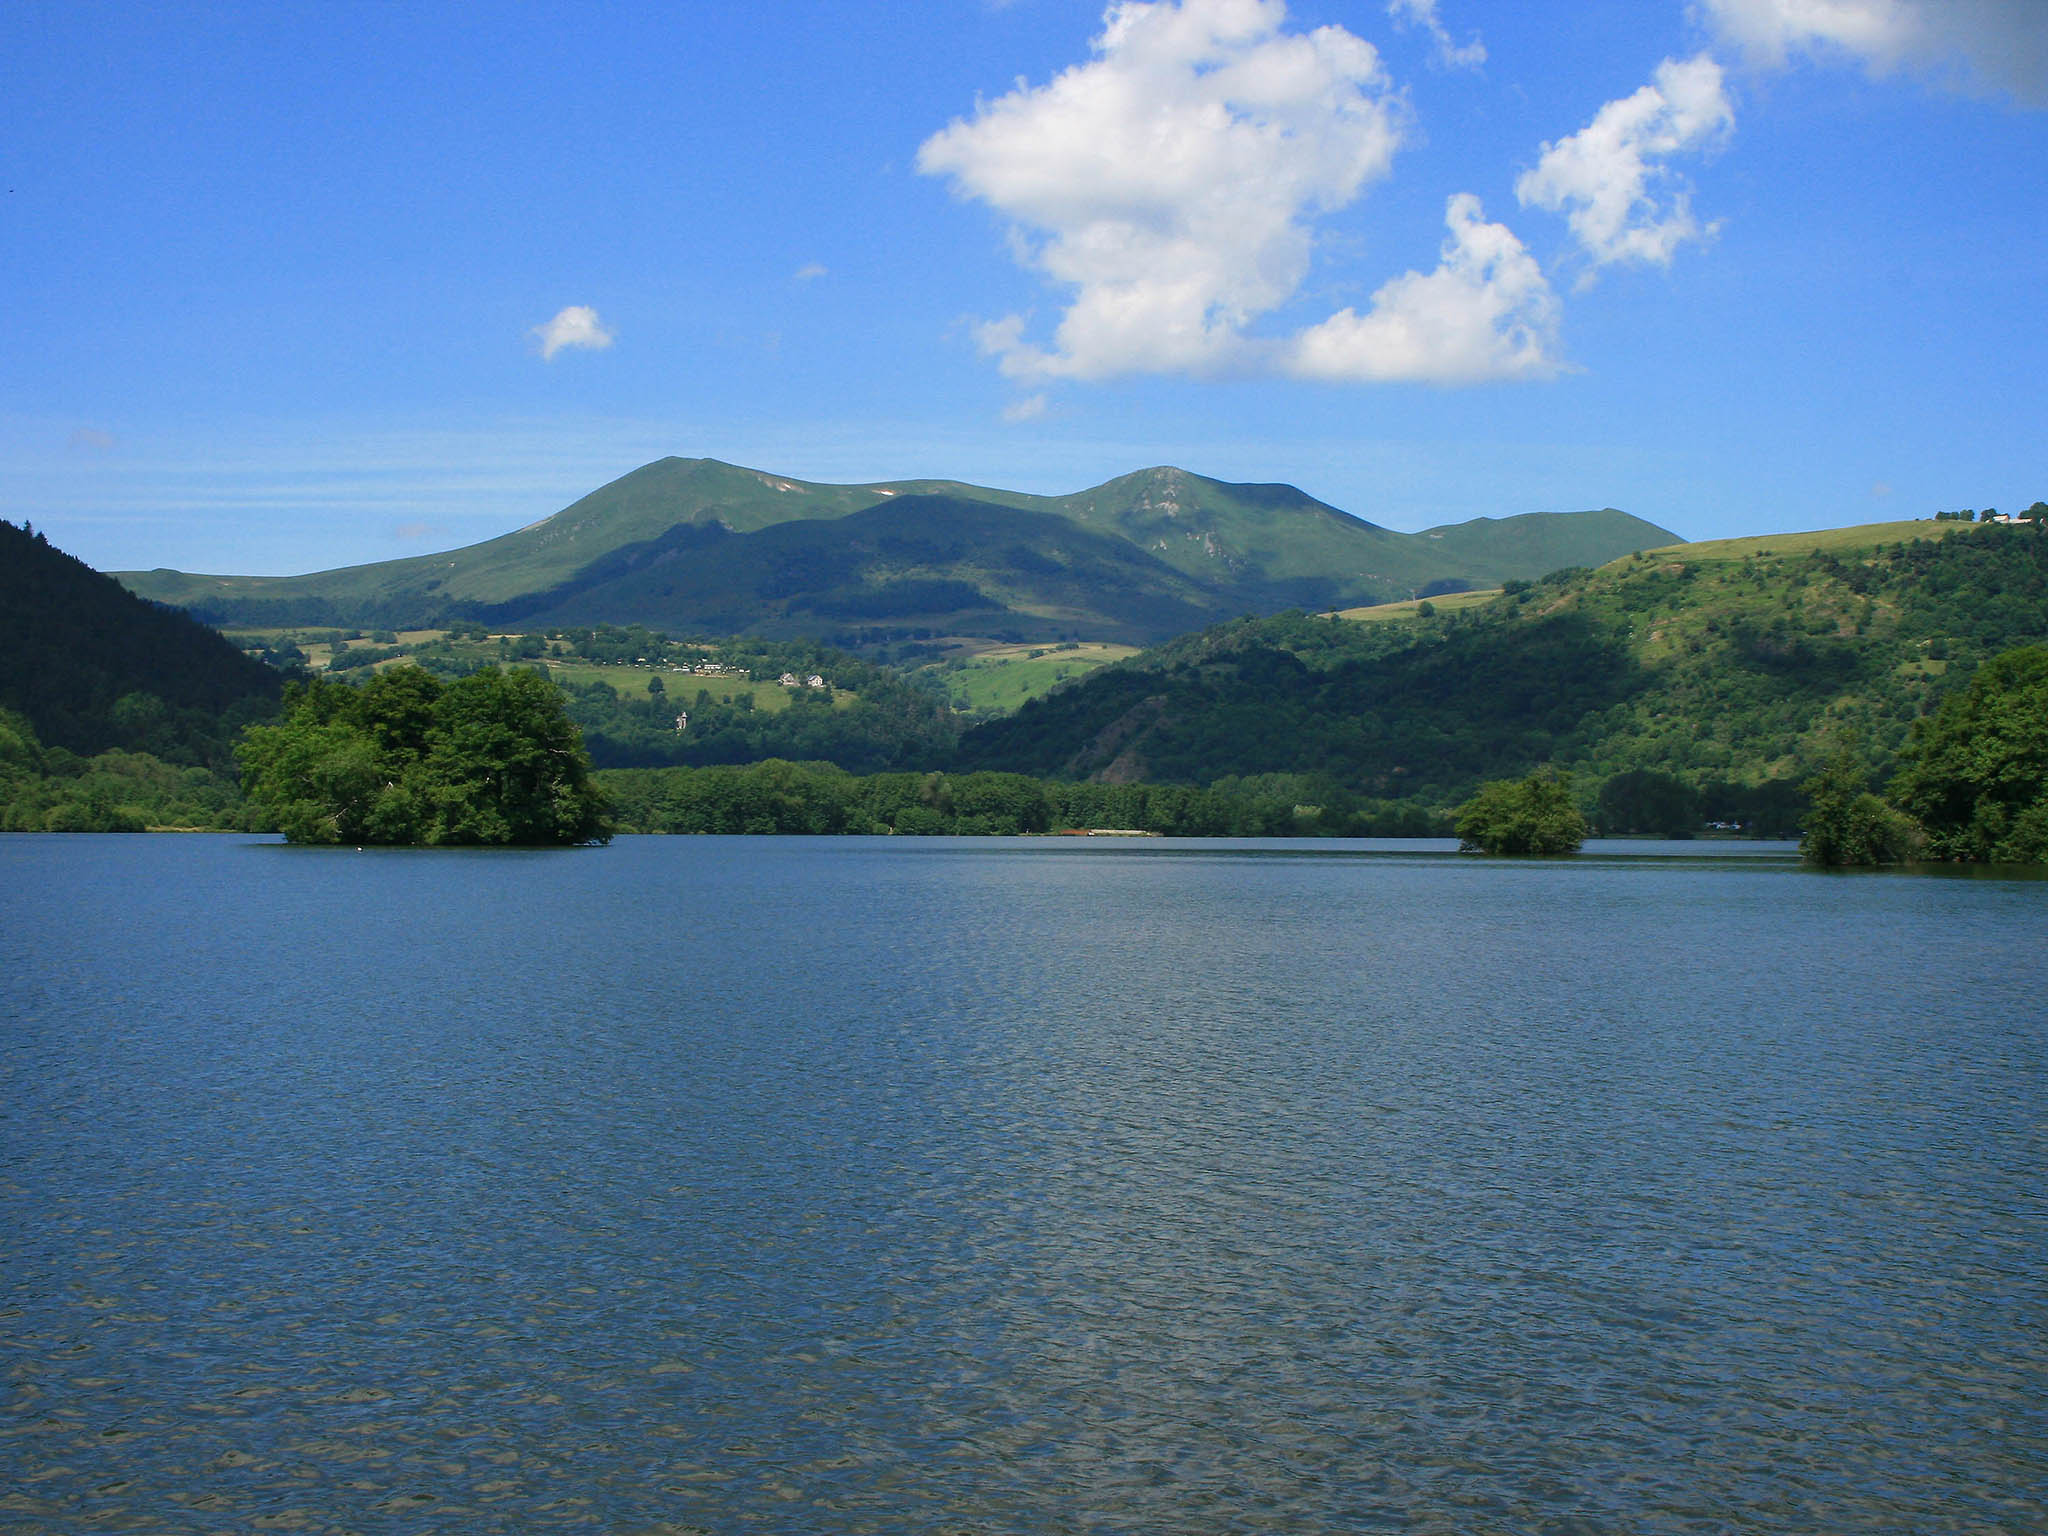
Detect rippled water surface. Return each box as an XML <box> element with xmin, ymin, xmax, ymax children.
<box><xmin>3</xmin><ymin>834</ymin><xmax>2044</xmax><ymax>1534</ymax></box>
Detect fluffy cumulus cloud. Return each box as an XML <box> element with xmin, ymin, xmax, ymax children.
<box><xmin>1385</xmin><ymin>0</ymin><xmax>1486</xmax><ymax>71</ymax></box>
<box><xmin>531</xmin><ymin>305</ymin><xmax>615</xmax><ymax>361</ymax></box>
<box><xmin>1697</xmin><ymin>0</ymin><xmax>2048</xmax><ymax>103</ymax></box>
<box><xmin>1286</xmin><ymin>194</ymin><xmax>1559</xmax><ymax>382</ymax></box>
<box><xmin>917</xmin><ymin>0</ymin><xmax>1411</xmax><ymax>381</ymax></box>
<box><xmin>1516</xmin><ymin>53</ymin><xmax>1734</xmax><ymax>271</ymax></box>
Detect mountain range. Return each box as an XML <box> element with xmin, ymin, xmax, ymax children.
<box><xmin>116</xmin><ymin>458</ymin><xmax>1677</xmax><ymax>645</ymax></box>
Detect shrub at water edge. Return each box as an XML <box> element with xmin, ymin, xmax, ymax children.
<box><xmin>1454</xmin><ymin>770</ymin><xmax>1586</xmax><ymax>856</ymax></box>
<box><xmin>1798</xmin><ymin>753</ymin><xmax>1922</xmax><ymax>867</ymax></box>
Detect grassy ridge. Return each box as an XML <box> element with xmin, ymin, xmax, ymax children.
<box><xmin>1330</xmin><ymin>589</ymin><xmax>1502</xmax><ymax>623</ymax></box>
<box><xmin>1414</xmin><ymin>508</ymin><xmax>1676</xmax><ymax>586</ymax></box>
<box><xmin>933</xmin><ymin>643</ymin><xmax>1139</xmax><ymax>714</ymax></box>
<box><xmin>1631</xmin><ymin>520</ymin><xmax>1973</xmax><ymax>562</ymax></box>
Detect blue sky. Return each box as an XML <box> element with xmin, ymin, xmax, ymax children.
<box><xmin>4</xmin><ymin>0</ymin><xmax>2044</xmax><ymax>575</ymax></box>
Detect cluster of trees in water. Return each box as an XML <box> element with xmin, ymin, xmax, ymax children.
<box><xmin>1454</xmin><ymin>771</ymin><xmax>1588</xmax><ymax>856</ymax></box>
<box><xmin>239</xmin><ymin>668</ymin><xmax>609</xmax><ymax>846</ymax></box>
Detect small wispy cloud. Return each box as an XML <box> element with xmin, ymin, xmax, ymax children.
<box><xmin>1516</xmin><ymin>53</ymin><xmax>1734</xmax><ymax>275</ymax></box>
<box><xmin>393</xmin><ymin>521</ymin><xmax>436</xmax><ymax>541</ymax></box>
<box><xmin>1386</xmin><ymin>0</ymin><xmax>1486</xmax><ymax>70</ymax></box>
<box><xmin>1002</xmin><ymin>394</ymin><xmax>1049</xmax><ymax>423</ymax></box>
<box><xmin>794</xmin><ymin>262</ymin><xmax>829</xmax><ymax>283</ymax></box>
<box><xmin>68</xmin><ymin>426</ymin><xmax>117</xmax><ymax>453</ymax></box>
<box><xmin>532</xmin><ymin>305</ymin><xmax>616</xmax><ymax>361</ymax></box>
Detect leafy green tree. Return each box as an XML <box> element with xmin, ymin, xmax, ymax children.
<box><xmin>1887</xmin><ymin>645</ymin><xmax>2048</xmax><ymax>861</ymax></box>
<box><xmin>239</xmin><ymin>666</ymin><xmax>611</xmax><ymax>845</ymax></box>
<box><xmin>1454</xmin><ymin>770</ymin><xmax>1586</xmax><ymax>855</ymax></box>
<box><xmin>1799</xmin><ymin>753</ymin><xmax>1921</xmax><ymax>866</ymax></box>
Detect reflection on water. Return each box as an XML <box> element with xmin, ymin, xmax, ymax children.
<box><xmin>3</xmin><ymin>834</ymin><xmax>2044</xmax><ymax>1533</ymax></box>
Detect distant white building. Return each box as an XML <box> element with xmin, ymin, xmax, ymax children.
<box><xmin>807</xmin><ymin>675</ymin><xmax>826</xmax><ymax>689</ymax></box>
<box><xmin>778</xmin><ymin>672</ymin><xmax>800</xmax><ymax>686</ymax></box>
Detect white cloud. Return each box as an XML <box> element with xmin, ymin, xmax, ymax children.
<box><xmin>68</xmin><ymin>426</ymin><xmax>117</xmax><ymax>453</ymax></box>
<box><xmin>1286</xmin><ymin>194</ymin><xmax>1560</xmax><ymax>382</ymax></box>
<box><xmin>1516</xmin><ymin>53</ymin><xmax>1734</xmax><ymax>272</ymax></box>
<box><xmin>917</xmin><ymin>0</ymin><xmax>1409</xmax><ymax>381</ymax></box>
<box><xmin>1386</xmin><ymin>0</ymin><xmax>1486</xmax><ymax>71</ymax></box>
<box><xmin>1697</xmin><ymin>0</ymin><xmax>2048</xmax><ymax>103</ymax></box>
<box><xmin>531</xmin><ymin>305</ymin><xmax>615</xmax><ymax>361</ymax></box>
<box><xmin>794</xmin><ymin>262</ymin><xmax>829</xmax><ymax>282</ymax></box>
<box><xmin>1002</xmin><ymin>393</ymin><xmax>1050</xmax><ymax>422</ymax></box>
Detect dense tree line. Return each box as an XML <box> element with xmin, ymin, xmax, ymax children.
<box><xmin>0</xmin><ymin>707</ymin><xmax>252</xmax><ymax>831</ymax></box>
<box><xmin>596</xmin><ymin>761</ymin><xmax>1452</xmax><ymax>838</ymax></box>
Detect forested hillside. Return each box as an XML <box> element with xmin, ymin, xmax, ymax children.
<box><xmin>0</xmin><ymin>521</ymin><xmax>284</xmax><ymax>830</ymax></box>
<box><xmin>0</xmin><ymin>520</ymin><xmax>281</xmax><ymax>765</ymax></box>
<box><xmin>955</xmin><ymin>521</ymin><xmax>2048</xmax><ymax>824</ymax></box>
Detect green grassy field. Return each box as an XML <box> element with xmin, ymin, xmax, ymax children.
<box><xmin>536</xmin><ymin>662</ymin><xmax>848</xmax><ymax>712</ymax></box>
<box><xmin>938</xmin><ymin>642</ymin><xmax>1139</xmax><ymax>713</ymax></box>
<box><xmin>1629</xmin><ymin>519</ymin><xmax>1973</xmax><ymax>565</ymax></box>
<box><xmin>223</xmin><ymin>628</ymin><xmax>852</xmax><ymax>713</ymax></box>
<box><xmin>1330</xmin><ymin>589</ymin><xmax>1503</xmax><ymax>623</ymax></box>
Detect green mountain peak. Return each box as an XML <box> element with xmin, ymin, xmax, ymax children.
<box><xmin>114</xmin><ymin>456</ymin><xmax>1679</xmax><ymax>645</ymax></box>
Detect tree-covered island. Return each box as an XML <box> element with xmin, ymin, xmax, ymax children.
<box><xmin>238</xmin><ymin>665</ymin><xmax>611</xmax><ymax>846</ymax></box>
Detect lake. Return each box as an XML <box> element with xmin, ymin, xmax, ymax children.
<box><xmin>2</xmin><ymin>833</ymin><xmax>2044</xmax><ymax>1534</ymax></box>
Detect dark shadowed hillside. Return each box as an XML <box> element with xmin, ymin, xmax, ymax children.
<box><xmin>484</xmin><ymin>496</ymin><xmax>1243</xmax><ymax>644</ymax></box>
<box><xmin>0</xmin><ymin>520</ymin><xmax>281</xmax><ymax>766</ymax></box>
